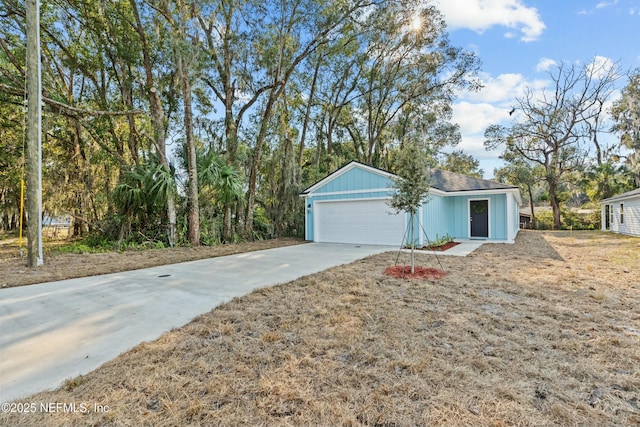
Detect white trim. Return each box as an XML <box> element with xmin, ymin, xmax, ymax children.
<box><xmin>304</xmin><ymin>187</ymin><xmax>520</xmax><ymax>203</ymax></box>
<box><xmin>506</xmin><ymin>193</ymin><xmax>515</xmax><ymax>242</ymax></box>
<box><xmin>313</xmin><ymin>197</ymin><xmax>407</xmax><ymax>245</ymax></box>
<box><xmin>468</xmin><ymin>198</ymin><xmax>491</xmax><ymax>239</ymax></box>
<box><xmin>431</xmin><ymin>187</ymin><xmax>521</xmax><ymax>203</ymax></box>
<box><xmin>314</xmin><ymin>196</ymin><xmax>392</xmax><ymax>204</ymax></box>
<box><xmin>302</xmin><ymin>187</ymin><xmax>393</xmax><ymax>198</ymax></box>
<box><xmin>307</xmin><ymin>186</ymin><xmax>521</xmax><ymax>200</ymax></box>
<box><xmin>599</xmin><ymin>193</ymin><xmax>640</xmax><ymax>204</ymax></box>
<box><xmin>428</xmin><ymin>188</ymin><xmax>447</xmax><ymax>197</ymax></box>
<box><xmin>313</xmin><ymin>200</ymin><xmax>318</xmax><ymax>242</ymax></box>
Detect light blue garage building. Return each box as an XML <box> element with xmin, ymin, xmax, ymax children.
<box><xmin>300</xmin><ymin>161</ymin><xmax>521</xmax><ymax>246</ymax></box>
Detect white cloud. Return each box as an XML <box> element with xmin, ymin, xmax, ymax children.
<box><xmin>448</xmin><ymin>68</ymin><xmax>573</xmax><ymax>177</ymax></box>
<box><xmin>536</xmin><ymin>57</ymin><xmax>557</xmax><ymax>72</ymax></box>
<box><xmin>578</xmin><ymin>0</ymin><xmax>626</xmax><ymax>15</ymax></box>
<box><xmin>596</xmin><ymin>0</ymin><xmax>618</xmax><ymax>9</ymax></box>
<box><xmin>434</xmin><ymin>0</ymin><xmax>546</xmax><ymax>41</ymax></box>
<box><xmin>452</xmin><ymin>101</ymin><xmax>508</xmax><ymax>135</ymax></box>
<box><xmin>459</xmin><ymin>72</ymin><xmax>549</xmax><ymax>104</ymax></box>
<box><xmin>446</xmin><ymin>100</ymin><xmax>511</xmax><ymax>169</ymax></box>
<box><xmin>586</xmin><ymin>55</ymin><xmax>617</xmax><ymax>79</ymax></box>
<box><xmin>450</xmin><ymin>134</ymin><xmax>493</xmax><ymax>156</ymax></box>
<box><xmin>449</xmin><ymin>72</ymin><xmax>552</xmax><ymax>176</ymax></box>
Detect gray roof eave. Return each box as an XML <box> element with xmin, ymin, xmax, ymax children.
<box><xmin>599</xmin><ymin>188</ymin><xmax>640</xmax><ymax>203</ymax></box>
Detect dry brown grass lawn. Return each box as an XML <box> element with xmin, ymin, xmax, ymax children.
<box><xmin>0</xmin><ymin>236</ymin><xmax>304</xmax><ymax>288</ymax></box>
<box><xmin>1</xmin><ymin>230</ymin><xmax>639</xmax><ymax>426</ymax></box>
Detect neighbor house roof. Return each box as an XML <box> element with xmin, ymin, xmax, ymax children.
<box><xmin>600</xmin><ymin>187</ymin><xmax>640</xmax><ymax>203</ymax></box>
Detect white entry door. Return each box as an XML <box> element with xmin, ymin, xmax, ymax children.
<box><xmin>314</xmin><ymin>199</ymin><xmax>406</xmax><ymax>245</ymax></box>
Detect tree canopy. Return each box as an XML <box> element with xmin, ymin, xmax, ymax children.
<box><xmin>0</xmin><ymin>0</ymin><xmax>480</xmax><ymax>248</ymax></box>
<box><xmin>485</xmin><ymin>59</ymin><xmax>621</xmax><ymax>230</ymax></box>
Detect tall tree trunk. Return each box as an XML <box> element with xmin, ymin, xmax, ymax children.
<box><xmin>72</xmin><ymin>124</ymin><xmax>90</xmax><ymax>236</ymax></box>
<box><xmin>130</xmin><ymin>0</ymin><xmax>176</xmax><ymax>246</ymax></box>
<box><xmin>549</xmin><ymin>184</ymin><xmax>561</xmax><ymax>230</ymax></box>
<box><xmin>548</xmin><ymin>152</ymin><xmax>562</xmax><ymax>230</ymax></box>
<box><xmin>527</xmin><ymin>184</ymin><xmax>536</xmax><ymax>229</ymax></box>
<box><xmin>276</xmin><ymin>98</ymin><xmax>293</xmax><ymax>237</ymax></box>
<box><xmin>223</xmin><ymin>205</ymin><xmax>232</xmax><ymax>242</ymax></box>
<box><xmin>178</xmin><ymin>55</ymin><xmax>199</xmax><ymax>246</ymax></box>
<box><xmin>245</xmin><ymin>91</ymin><xmax>278</xmax><ymax>236</ymax></box>
<box><xmin>326</xmin><ymin>119</ymin><xmax>334</xmax><ymax>156</ymax></box>
<box><xmin>298</xmin><ymin>58</ymin><xmax>321</xmax><ymax>166</ymax></box>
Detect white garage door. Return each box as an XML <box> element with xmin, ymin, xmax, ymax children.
<box><xmin>314</xmin><ymin>199</ymin><xmax>406</xmax><ymax>245</ymax></box>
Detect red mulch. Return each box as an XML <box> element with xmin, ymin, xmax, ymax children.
<box><xmin>384</xmin><ymin>265</ymin><xmax>447</xmax><ymax>280</ymax></box>
<box><xmin>420</xmin><ymin>241</ymin><xmax>460</xmax><ymax>251</ymax></box>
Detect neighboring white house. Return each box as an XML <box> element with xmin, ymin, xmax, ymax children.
<box><xmin>600</xmin><ymin>188</ymin><xmax>640</xmax><ymax>237</ymax></box>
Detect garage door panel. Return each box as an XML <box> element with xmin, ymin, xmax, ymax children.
<box><xmin>315</xmin><ymin>199</ymin><xmax>405</xmax><ymax>245</ymax></box>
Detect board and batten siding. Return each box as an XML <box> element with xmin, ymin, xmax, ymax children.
<box><xmin>421</xmin><ymin>194</ymin><xmax>450</xmax><ymax>242</ymax></box>
<box><xmin>420</xmin><ymin>193</ymin><xmax>510</xmax><ymax>241</ymax></box>
<box><xmin>311</xmin><ymin>166</ymin><xmax>392</xmax><ymax>194</ymax></box>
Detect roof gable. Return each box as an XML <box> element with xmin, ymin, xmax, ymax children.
<box><xmin>301</xmin><ymin>161</ymin><xmax>394</xmax><ymax>195</ymax></box>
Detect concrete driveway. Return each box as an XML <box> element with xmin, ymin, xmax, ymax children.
<box><xmin>0</xmin><ymin>243</ymin><xmax>394</xmax><ymax>402</ymax></box>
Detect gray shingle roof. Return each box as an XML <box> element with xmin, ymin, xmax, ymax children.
<box><xmin>429</xmin><ymin>169</ymin><xmax>517</xmax><ymax>192</ymax></box>
<box><xmin>600</xmin><ymin>187</ymin><xmax>640</xmax><ymax>203</ymax></box>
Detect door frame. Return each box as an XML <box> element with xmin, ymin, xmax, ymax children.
<box><xmin>468</xmin><ymin>198</ymin><xmax>490</xmax><ymax>239</ymax></box>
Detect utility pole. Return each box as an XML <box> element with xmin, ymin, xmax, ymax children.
<box><xmin>26</xmin><ymin>0</ymin><xmax>43</xmax><ymax>267</ymax></box>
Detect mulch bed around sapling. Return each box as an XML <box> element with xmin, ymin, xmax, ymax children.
<box><xmin>420</xmin><ymin>241</ymin><xmax>460</xmax><ymax>251</ymax></box>
<box><xmin>384</xmin><ymin>265</ymin><xmax>447</xmax><ymax>280</ymax></box>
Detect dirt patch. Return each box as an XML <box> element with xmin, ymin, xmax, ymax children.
<box><xmin>0</xmin><ymin>237</ymin><xmax>305</xmax><ymax>288</ymax></box>
<box><xmin>1</xmin><ymin>230</ymin><xmax>639</xmax><ymax>426</ymax></box>
<box><xmin>384</xmin><ymin>265</ymin><xmax>447</xmax><ymax>280</ymax></box>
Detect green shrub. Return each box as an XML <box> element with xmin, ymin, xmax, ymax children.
<box><xmin>429</xmin><ymin>234</ymin><xmax>454</xmax><ymax>247</ymax></box>
<box><xmin>562</xmin><ymin>208</ymin><xmax>600</xmax><ymax>230</ymax></box>
<box><xmin>532</xmin><ymin>207</ymin><xmax>600</xmax><ymax>230</ymax></box>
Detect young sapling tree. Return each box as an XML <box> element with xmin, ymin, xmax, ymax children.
<box><xmin>389</xmin><ymin>142</ymin><xmax>431</xmax><ymax>274</ymax></box>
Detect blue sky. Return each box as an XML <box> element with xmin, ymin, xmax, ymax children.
<box><xmin>433</xmin><ymin>0</ymin><xmax>640</xmax><ymax>178</ymax></box>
